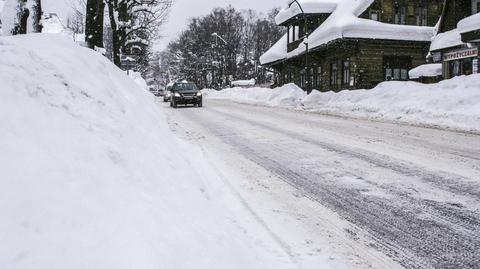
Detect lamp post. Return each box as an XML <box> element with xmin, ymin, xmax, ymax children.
<box><xmin>211</xmin><ymin>33</ymin><xmax>228</xmax><ymax>89</ymax></box>
<box><xmin>290</xmin><ymin>0</ymin><xmax>310</xmax><ymax>92</ymax></box>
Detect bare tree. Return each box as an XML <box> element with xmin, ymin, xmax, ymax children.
<box><xmin>105</xmin><ymin>0</ymin><xmax>172</xmax><ymax>67</ymax></box>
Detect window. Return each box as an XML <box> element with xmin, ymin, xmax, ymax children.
<box><xmin>330</xmin><ymin>62</ymin><xmax>338</xmax><ymax>86</ymax></box>
<box><xmin>394</xmin><ymin>6</ymin><xmax>406</xmax><ymax>25</ymax></box>
<box><xmin>288</xmin><ymin>25</ymin><xmax>300</xmax><ymax>43</ymax></box>
<box><xmin>416</xmin><ymin>7</ymin><xmax>428</xmax><ymax>26</ymax></box>
<box><xmin>309</xmin><ymin>67</ymin><xmax>315</xmax><ymax>89</ymax></box>
<box><xmin>384</xmin><ymin>56</ymin><xmax>411</xmax><ymax>81</ymax></box>
<box><xmin>342</xmin><ymin>59</ymin><xmax>351</xmax><ymax>85</ymax></box>
<box><xmin>370</xmin><ymin>10</ymin><xmax>380</xmax><ymax>21</ymax></box>
<box><xmin>300</xmin><ymin>70</ymin><xmax>305</xmax><ymax>88</ymax></box>
<box><xmin>315</xmin><ymin>66</ymin><xmax>322</xmax><ymax>89</ymax></box>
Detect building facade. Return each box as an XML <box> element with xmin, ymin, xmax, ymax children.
<box><xmin>260</xmin><ymin>0</ymin><xmax>443</xmax><ymax>92</ymax></box>
<box><xmin>430</xmin><ymin>0</ymin><xmax>480</xmax><ymax>79</ymax></box>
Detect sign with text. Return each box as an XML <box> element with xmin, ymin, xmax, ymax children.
<box><xmin>443</xmin><ymin>48</ymin><xmax>478</xmax><ymax>62</ymax></box>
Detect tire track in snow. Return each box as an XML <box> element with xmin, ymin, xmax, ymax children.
<box><xmin>181</xmin><ymin>105</ymin><xmax>480</xmax><ymax>269</ymax></box>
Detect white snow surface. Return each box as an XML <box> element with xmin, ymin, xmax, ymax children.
<box><xmin>0</xmin><ymin>34</ymin><xmax>296</xmax><ymax>269</ymax></box>
<box><xmin>128</xmin><ymin>71</ymin><xmax>148</xmax><ymax>90</ymax></box>
<box><xmin>231</xmin><ymin>78</ymin><xmax>256</xmax><ymax>87</ymax></box>
<box><xmin>206</xmin><ymin>76</ymin><xmax>480</xmax><ymax>133</ymax></box>
<box><xmin>458</xmin><ymin>13</ymin><xmax>480</xmax><ymax>34</ymax></box>
<box><xmin>205</xmin><ymin>83</ymin><xmax>307</xmax><ymax>107</ymax></box>
<box><xmin>409</xmin><ymin>63</ymin><xmax>442</xmax><ymax>79</ymax></box>
<box><xmin>430</xmin><ymin>29</ymin><xmax>464</xmax><ymax>51</ymax></box>
<box><xmin>275</xmin><ymin>0</ymin><xmax>338</xmax><ymax>25</ymax></box>
<box><xmin>41</xmin><ymin>13</ymin><xmax>69</xmax><ymax>34</ymax></box>
<box><xmin>261</xmin><ymin>0</ymin><xmax>435</xmax><ymax>65</ymax></box>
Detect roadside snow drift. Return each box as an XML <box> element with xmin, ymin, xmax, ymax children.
<box><xmin>0</xmin><ymin>34</ymin><xmax>294</xmax><ymax>269</ymax></box>
<box><xmin>206</xmin><ymin>76</ymin><xmax>480</xmax><ymax>133</ymax></box>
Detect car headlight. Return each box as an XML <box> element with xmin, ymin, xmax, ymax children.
<box><xmin>174</xmin><ymin>92</ymin><xmax>181</xmax><ymax>97</ymax></box>
<box><xmin>196</xmin><ymin>92</ymin><xmax>202</xmax><ymax>96</ymax></box>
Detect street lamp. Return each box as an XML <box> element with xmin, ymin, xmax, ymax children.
<box><xmin>211</xmin><ymin>33</ymin><xmax>228</xmax><ymax>89</ymax></box>
<box><xmin>289</xmin><ymin>0</ymin><xmax>310</xmax><ymax>92</ymax></box>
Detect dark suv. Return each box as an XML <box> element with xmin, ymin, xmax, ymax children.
<box><xmin>170</xmin><ymin>81</ymin><xmax>203</xmax><ymax>108</ymax></box>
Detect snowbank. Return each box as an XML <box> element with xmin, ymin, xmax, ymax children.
<box><xmin>207</xmin><ymin>76</ymin><xmax>480</xmax><ymax>133</ymax></box>
<box><xmin>0</xmin><ymin>34</ymin><xmax>294</xmax><ymax>269</ymax></box>
<box><xmin>206</xmin><ymin>83</ymin><xmax>307</xmax><ymax>107</ymax></box>
<box><xmin>231</xmin><ymin>78</ymin><xmax>256</xmax><ymax>87</ymax></box>
<box><xmin>128</xmin><ymin>71</ymin><xmax>148</xmax><ymax>90</ymax></box>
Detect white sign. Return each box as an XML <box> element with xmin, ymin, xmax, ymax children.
<box><xmin>474</xmin><ymin>59</ymin><xmax>479</xmax><ymax>74</ymax></box>
<box><xmin>443</xmin><ymin>48</ymin><xmax>478</xmax><ymax>62</ymax></box>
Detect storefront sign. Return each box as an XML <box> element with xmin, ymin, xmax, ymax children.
<box><xmin>443</xmin><ymin>48</ymin><xmax>478</xmax><ymax>62</ymax></box>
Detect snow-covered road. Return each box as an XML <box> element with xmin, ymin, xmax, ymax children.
<box><xmin>165</xmin><ymin>99</ymin><xmax>480</xmax><ymax>269</ymax></box>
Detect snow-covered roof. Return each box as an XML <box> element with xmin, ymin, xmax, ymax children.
<box><xmin>430</xmin><ymin>29</ymin><xmax>464</xmax><ymax>51</ymax></box>
<box><xmin>458</xmin><ymin>13</ymin><xmax>480</xmax><ymax>34</ymax></box>
<box><xmin>259</xmin><ymin>34</ymin><xmax>288</xmax><ymax>65</ymax></box>
<box><xmin>261</xmin><ymin>0</ymin><xmax>435</xmax><ymax>65</ymax></box>
<box><xmin>409</xmin><ymin>63</ymin><xmax>442</xmax><ymax>79</ymax></box>
<box><xmin>275</xmin><ymin>0</ymin><xmax>339</xmax><ymax>25</ymax></box>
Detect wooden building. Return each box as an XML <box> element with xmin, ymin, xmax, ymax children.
<box><xmin>430</xmin><ymin>0</ymin><xmax>480</xmax><ymax>79</ymax></box>
<box><xmin>260</xmin><ymin>0</ymin><xmax>443</xmax><ymax>92</ymax></box>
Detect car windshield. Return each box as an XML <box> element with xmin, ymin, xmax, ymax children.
<box><xmin>174</xmin><ymin>83</ymin><xmax>198</xmax><ymax>92</ymax></box>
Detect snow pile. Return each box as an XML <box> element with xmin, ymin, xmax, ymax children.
<box><xmin>409</xmin><ymin>63</ymin><xmax>442</xmax><ymax>79</ymax></box>
<box><xmin>458</xmin><ymin>13</ymin><xmax>480</xmax><ymax>34</ymax></box>
<box><xmin>0</xmin><ymin>34</ymin><xmax>294</xmax><ymax>269</ymax></box>
<box><xmin>41</xmin><ymin>13</ymin><xmax>70</xmax><ymax>34</ymax></box>
<box><xmin>261</xmin><ymin>0</ymin><xmax>435</xmax><ymax>65</ymax></box>
<box><xmin>206</xmin><ymin>83</ymin><xmax>307</xmax><ymax>107</ymax></box>
<box><xmin>128</xmin><ymin>71</ymin><xmax>148</xmax><ymax>90</ymax></box>
<box><xmin>207</xmin><ymin>76</ymin><xmax>480</xmax><ymax>133</ymax></box>
<box><xmin>231</xmin><ymin>78</ymin><xmax>256</xmax><ymax>87</ymax></box>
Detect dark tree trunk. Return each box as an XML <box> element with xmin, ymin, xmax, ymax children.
<box><xmin>31</xmin><ymin>0</ymin><xmax>43</xmax><ymax>33</ymax></box>
<box><xmin>18</xmin><ymin>6</ymin><xmax>29</xmax><ymax>34</ymax></box>
<box><xmin>107</xmin><ymin>0</ymin><xmax>121</xmax><ymax>66</ymax></box>
<box><xmin>85</xmin><ymin>0</ymin><xmax>104</xmax><ymax>49</ymax></box>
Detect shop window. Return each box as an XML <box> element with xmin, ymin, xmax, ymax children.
<box><xmin>394</xmin><ymin>6</ymin><xmax>406</xmax><ymax>25</ymax></box>
<box><xmin>384</xmin><ymin>56</ymin><xmax>411</xmax><ymax>81</ymax></box>
<box><xmin>342</xmin><ymin>59</ymin><xmax>351</xmax><ymax>85</ymax></box>
<box><xmin>448</xmin><ymin>58</ymin><xmax>473</xmax><ymax>78</ymax></box>
<box><xmin>315</xmin><ymin>66</ymin><xmax>322</xmax><ymax>89</ymax></box>
<box><xmin>330</xmin><ymin>62</ymin><xmax>338</xmax><ymax>87</ymax></box>
<box><xmin>370</xmin><ymin>10</ymin><xmax>380</xmax><ymax>21</ymax></box>
<box><xmin>416</xmin><ymin>7</ymin><xmax>428</xmax><ymax>26</ymax></box>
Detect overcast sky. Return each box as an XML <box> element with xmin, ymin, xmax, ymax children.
<box><xmin>155</xmin><ymin>0</ymin><xmax>283</xmax><ymax>51</ymax></box>
<box><xmin>7</xmin><ymin>0</ymin><xmax>283</xmax><ymax>51</ymax></box>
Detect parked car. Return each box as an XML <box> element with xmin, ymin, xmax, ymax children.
<box><xmin>170</xmin><ymin>81</ymin><xmax>202</xmax><ymax>108</ymax></box>
<box><xmin>163</xmin><ymin>83</ymin><xmax>173</xmax><ymax>102</ymax></box>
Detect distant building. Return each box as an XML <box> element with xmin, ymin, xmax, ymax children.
<box><xmin>430</xmin><ymin>0</ymin><xmax>480</xmax><ymax>79</ymax></box>
<box><xmin>260</xmin><ymin>0</ymin><xmax>443</xmax><ymax>92</ymax></box>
